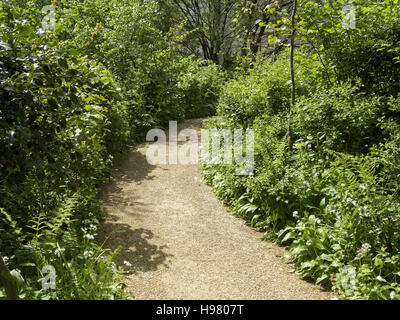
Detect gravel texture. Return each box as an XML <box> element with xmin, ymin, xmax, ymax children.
<box><xmin>98</xmin><ymin>119</ymin><xmax>333</xmax><ymax>300</ymax></box>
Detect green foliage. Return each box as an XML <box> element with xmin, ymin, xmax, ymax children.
<box><xmin>217</xmin><ymin>51</ymin><xmax>323</xmax><ymax>127</ymax></box>
<box><xmin>0</xmin><ymin>1</ymin><xmax>129</xmax><ymax>299</ymax></box>
<box><xmin>1</xmin><ymin>198</ymin><xmax>127</xmax><ymax>300</ymax></box>
<box><xmin>1</xmin><ymin>0</ymin><xmax>224</xmax><ymax>299</ymax></box>
<box><xmin>202</xmin><ymin>27</ymin><xmax>400</xmax><ymax>298</ymax></box>
<box><xmin>297</xmin><ymin>0</ymin><xmax>400</xmax><ymax>96</ymax></box>
<box><xmin>293</xmin><ymin>83</ymin><xmax>383</xmax><ymax>153</ymax></box>
<box><xmin>3</xmin><ymin>0</ymin><xmax>400</xmax><ymax>301</ymax></box>
<box><xmin>60</xmin><ymin>0</ymin><xmax>225</xmax><ymax>135</ymax></box>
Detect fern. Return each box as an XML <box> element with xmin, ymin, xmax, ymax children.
<box><xmin>27</xmin><ymin>194</ymin><xmax>78</xmax><ymax>243</ymax></box>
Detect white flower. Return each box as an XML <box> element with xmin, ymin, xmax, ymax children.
<box><xmin>84</xmin><ymin>234</ymin><xmax>95</xmax><ymax>240</ymax></box>
<box><xmin>3</xmin><ymin>256</ymin><xmax>9</xmax><ymax>263</ymax></box>
<box><xmin>293</xmin><ymin>211</ymin><xmax>299</xmax><ymax>218</ymax></box>
<box><xmin>361</xmin><ymin>243</ymin><xmax>371</xmax><ymax>252</ymax></box>
<box><xmin>123</xmin><ymin>260</ymin><xmax>132</xmax><ymax>267</ymax></box>
<box><xmin>390</xmin><ymin>291</ymin><xmax>396</xmax><ymax>300</ymax></box>
<box><xmin>316</xmin><ymin>218</ymin><xmax>321</xmax><ymax>224</ymax></box>
<box><xmin>376</xmin><ymin>275</ymin><xmax>384</xmax><ymax>282</ymax></box>
<box><xmin>84</xmin><ymin>250</ymin><xmax>94</xmax><ymax>258</ymax></box>
<box><xmin>75</xmin><ymin>128</ymin><xmax>82</xmax><ymax>137</ymax></box>
<box><xmin>54</xmin><ymin>247</ymin><xmax>65</xmax><ymax>257</ymax></box>
<box><xmin>297</xmin><ymin>222</ymin><xmax>305</xmax><ymax>229</ymax></box>
<box><xmin>306</xmin><ymin>240</ymin><xmax>312</xmax><ymax>246</ymax></box>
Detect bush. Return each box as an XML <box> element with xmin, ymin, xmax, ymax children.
<box><xmin>0</xmin><ymin>2</ymin><xmax>128</xmax><ymax>299</ymax></box>
<box><xmin>60</xmin><ymin>0</ymin><xmax>225</xmax><ymax>135</ymax></box>
<box><xmin>201</xmin><ymin>50</ymin><xmax>400</xmax><ymax>299</ymax></box>
<box><xmin>293</xmin><ymin>84</ymin><xmax>383</xmax><ymax>154</ymax></box>
<box><xmin>299</xmin><ymin>0</ymin><xmax>400</xmax><ymax>97</ymax></box>
<box><xmin>216</xmin><ymin>52</ymin><xmax>323</xmax><ymax>127</ymax></box>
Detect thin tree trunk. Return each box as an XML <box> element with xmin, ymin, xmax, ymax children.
<box><xmin>288</xmin><ymin>0</ymin><xmax>297</xmax><ymax>148</ymax></box>
<box><xmin>0</xmin><ymin>254</ymin><xmax>18</xmax><ymax>300</ymax></box>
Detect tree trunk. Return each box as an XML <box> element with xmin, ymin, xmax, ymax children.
<box><xmin>288</xmin><ymin>0</ymin><xmax>297</xmax><ymax>148</ymax></box>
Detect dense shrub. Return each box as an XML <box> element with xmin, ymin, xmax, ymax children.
<box><xmin>298</xmin><ymin>0</ymin><xmax>400</xmax><ymax>97</ymax></box>
<box><xmin>217</xmin><ymin>52</ymin><xmax>323</xmax><ymax>127</ymax></box>
<box><xmin>202</xmin><ymin>44</ymin><xmax>400</xmax><ymax>299</ymax></box>
<box><xmin>293</xmin><ymin>84</ymin><xmax>383</xmax><ymax>154</ymax></box>
<box><xmin>1</xmin><ymin>0</ymin><xmax>224</xmax><ymax>299</ymax></box>
<box><xmin>60</xmin><ymin>0</ymin><xmax>225</xmax><ymax>135</ymax></box>
<box><xmin>0</xmin><ymin>2</ymin><xmax>128</xmax><ymax>299</ymax></box>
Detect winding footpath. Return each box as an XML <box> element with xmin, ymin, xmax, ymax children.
<box><xmin>99</xmin><ymin>119</ymin><xmax>332</xmax><ymax>300</ymax></box>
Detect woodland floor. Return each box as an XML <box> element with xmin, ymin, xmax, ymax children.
<box><xmin>98</xmin><ymin>119</ymin><xmax>333</xmax><ymax>300</ymax></box>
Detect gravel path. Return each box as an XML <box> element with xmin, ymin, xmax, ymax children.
<box><xmin>99</xmin><ymin>119</ymin><xmax>332</xmax><ymax>300</ymax></box>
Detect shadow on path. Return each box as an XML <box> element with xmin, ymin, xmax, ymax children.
<box><xmin>99</xmin><ymin>218</ymin><xmax>173</xmax><ymax>275</ymax></box>
<box><xmin>99</xmin><ymin>146</ymin><xmax>156</xmax><ymax>207</ymax></box>
<box><xmin>98</xmin><ymin>146</ymin><xmax>173</xmax><ymax>275</ymax></box>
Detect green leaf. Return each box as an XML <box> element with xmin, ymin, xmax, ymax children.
<box><xmin>316</xmin><ymin>274</ymin><xmax>329</xmax><ymax>284</ymax></box>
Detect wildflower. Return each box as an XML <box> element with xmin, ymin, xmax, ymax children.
<box><xmin>361</xmin><ymin>243</ymin><xmax>371</xmax><ymax>252</ymax></box>
<box><xmin>316</xmin><ymin>218</ymin><xmax>321</xmax><ymax>224</ymax></box>
<box><xmin>376</xmin><ymin>275</ymin><xmax>384</xmax><ymax>282</ymax></box>
<box><xmin>123</xmin><ymin>260</ymin><xmax>132</xmax><ymax>267</ymax></box>
<box><xmin>54</xmin><ymin>247</ymin><xmax>65</xmax><ymax>257</ymax></box>
<box><xmin>306</xmin><ymin>240</ymin><xmax>312</xmax><ymax>246</ymax></box>
<box><xmin>390</xmin><ymin>291</ymin><xmax>396</xmax><ymax>300</ymax></box>
<box><xmin>84</xmin><ymin>250</ymin><xmax>94</xmax><ymax>258</ymax></box>
<box><xmin>293</xmin><ymin>211</ymin><xmax>299</xmax><ymax>218</ymax></box>
<box><xmin>297</xmin><ymin>221</ymin><xmax>305</xmax><ymax>229</ymax></box>
<box><xmin>357</xmin><ymin>243</ymin><xmax>371</xmax><ymax>254</ymax></box>
<box><xmin>3</xmin><ymin>256</ymin><xmax>9</xmax><ymax>263</ymax></box>
<box><xmin>84</xmin><ymin>234</ymin><xmax>95</xmax><ymax>240</ymax></box>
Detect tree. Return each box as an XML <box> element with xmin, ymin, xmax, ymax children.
<box><xmin>167</xmin><ymin>0</ymin><xmax>237</xmax><ymax>65</ymax></box>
